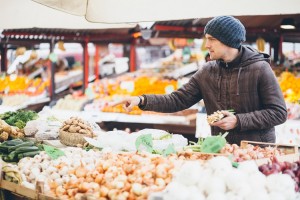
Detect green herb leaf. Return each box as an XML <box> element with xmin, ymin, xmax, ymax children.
<box><xmin>43</xmin><ymin>144</ymin><xmax>65</xmax><ymax>159</ymax></box>
<box><xmin>162</xmin><ymin>144</ymin><xmax>176</xmax><ymax>156</ymax></box>
<box><xmin>135</xmin><ymin>134</ymin><xmax>153</xmax><ymax>153</ymax></box>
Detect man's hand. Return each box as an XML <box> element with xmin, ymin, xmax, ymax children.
<box><xmin>109</xmin><ymin>96</ymin><xmax>141</xmax><ymax>112</ymax></box>
<box><xmin>210</xmin><ymin>110</ymin><xmax>237</xmax><ymax>130</ymax></box>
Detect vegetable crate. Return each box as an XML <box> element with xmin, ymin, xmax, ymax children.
<box><xmin>0</xmin><ymin>168</ymin><xmax>57</xmax><ymax>200</ymax></box>
<box><xmin>240</xmin><ymin>140</ymin><xmax>299</xmax><ymax>166</ymax></box>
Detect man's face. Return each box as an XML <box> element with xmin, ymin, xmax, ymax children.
<box><xmin>205</xmin><ymin>34</ymin><xmax>228</xmax><ymax>60</ymax></box>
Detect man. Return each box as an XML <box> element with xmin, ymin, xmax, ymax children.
<box><xmin>112</xmin><ymin>16</ymin><xmax>287</xmax><ymax>144</ymax></box>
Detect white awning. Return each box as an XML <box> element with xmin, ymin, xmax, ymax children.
<box><xmin>33</xmin><ymin>0</ymin><xmax>300</xmax><ymax>23</ymax></box>
<box><xmin>0</xmin><ymin>0</ymin><xmax>135</xmax><ymax>29</ymax></box>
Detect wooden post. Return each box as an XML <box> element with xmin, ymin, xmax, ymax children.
<box><xmin>82</xmin><ymin>38</ymin><xmax>89</xmax><ymax>93</ymax></box>
<box><xmin>0</xmin><ymin>45</ymin><xmax>7</xmax><ymax>72</ymax></box>
<box><xmin>130</xmin><ymin>39</ymin><xmax>136</xmax><ymax>72</ymax></box>
<box><xmin>49</xmin><ymin>38</ymin><xmax>56</xmax><ymax>101</ymax></box>
<box><xmin>279</xmin><ymin>35</ymin><xmax>283</xmax><ymax>62</ymax></box>
<box><xmin>94</xmin><ymin>44</ymin><xmax>100</xmax><ymax>81</ymax></box>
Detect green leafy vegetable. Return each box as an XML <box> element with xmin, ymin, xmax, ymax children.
<box><xmin>201</xmin><ymin>132</ymin><xmax>229</xmax><ymax>153</ymax></box>
<box><xmin>135</xmin><ymin>134</ymin><xmax>153</xmax><ymax>153</ymax></box>
<box><xmin>0</xmin><ymin>110</ymin><xmax>38</xmax><ymax>129</ymax></box>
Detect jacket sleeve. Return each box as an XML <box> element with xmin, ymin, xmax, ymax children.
<box><xmin>139</xmin><ymin>72</ymin><xmax>203</xmax><ymax>113</ymax></box>
<box><xmin>236</xmin><ymin>63</ymin><xmax>287</xmax><ymax>131</ymax></box>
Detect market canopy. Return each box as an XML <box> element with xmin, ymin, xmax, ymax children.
<box><xmin>33</xmin><ymin>0</ymin><xmax>300</xmax><ymax>23</ymax></box>
<box><xmin>0</xmin><ymin>0</ymin><xmax>135</xmax><ymax>29</ymax></box>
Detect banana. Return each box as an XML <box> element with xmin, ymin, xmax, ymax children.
<box><xmin>256</xmin><ymin>37</ymin><xmax>265</xmax><ymax>52</ymax></box>
<box><xmin>168</xmin><ymin>39</ymin><xmax>176</xmax><ymax>51</ymax></box>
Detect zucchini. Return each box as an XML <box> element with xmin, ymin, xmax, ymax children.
<box><xmin>2</xmin><ymin>155</ymin><xmax>17</xmax><ymax>163</ymax></box>
<box><xmin>2</xmin><ymin>139</ymin><xmax>23</xmax><ymax>146</ymax></box>
<box><xmin>14</xmin><ymin>146</ymin><xmax>39</xmax><ymax>154</ymax></box>
<box><xmin>17</xmin><ymin>151</ymin><xmax>40</xmax><ymax>160</ymax></box>
<box><xmin>7</xmin><ymin>151</ymin><xmax>18</xmax><ymax>161</ymax></box>
<box><xmin>8</xmin><ymin>141</ymin><xmax>35</xmax><ymax>153</ymax></box>
<box><xmin>0</xmin><ymin>146</ymin><xmax>9</xmax><ymax>154</ymax></box>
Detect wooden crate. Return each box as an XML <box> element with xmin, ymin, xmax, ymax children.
<box><xmin>240</xmin><ymin>140</ymin><xmax>299</xmax><ymax>165</ymax></box>
<box><xmin>0</xmin><ymin>164</ymin><xmax>57</xmax><ymax>200</ymax></box>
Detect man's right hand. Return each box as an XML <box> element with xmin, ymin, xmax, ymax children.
<box><xmin>109</xmin><ymin>96</ymin><xmax>141</xmax><ymax>112</ymax></box>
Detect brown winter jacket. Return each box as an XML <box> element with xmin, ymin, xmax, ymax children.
<box><xmin>140</xmin><ymin>46</ymin><xmax>287</xmax><ymax>144</ymax></box>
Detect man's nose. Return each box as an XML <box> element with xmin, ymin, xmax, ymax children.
<box><xmin>205</xmin><ymin>40</ymin><xmax>210</xmax><ymax>49</ymax></box>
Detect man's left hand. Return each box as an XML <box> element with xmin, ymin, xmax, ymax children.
<box><xmin>211</xmin><ymin>110</ymin><xmax>237</xmax><ymax>130</ymax></box>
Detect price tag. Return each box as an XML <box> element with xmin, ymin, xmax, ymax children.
<box><xmin>162</xmin><ymin>144</ymin><xmax>176</xmax><ymax>157</ymax></box>
<box><xmin>135</xmin><ymin>134</ymin><xmax>153</xmax><ymax>153</ymax></box>
<box><xmin>43</xmin><ymin>144</ymin><xmax>65</xmax><ymax>159</ymax></box>
<box><xmin>49</xmin><ymin>53</ymin><xmax>58</xmax><ymax>63</ymax></box>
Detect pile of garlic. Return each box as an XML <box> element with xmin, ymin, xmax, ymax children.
<box><xmin>154</xmin><ymin>156</ymin><xmax>297</xmax><ymax>200</ymax></box>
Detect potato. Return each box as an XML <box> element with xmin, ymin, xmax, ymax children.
<box><xmin>78</xmin><ymin>122</ymin><xmax>89</xmax><ymax>130</ymax></box>
<box><xmin>79</xmin><ymin>129</ymin><xmax>89</xmax><ymax>135</ymax></box>
<box><xmin>61</xmin><ymin>125</ymin><xmax>70</xmax><ymax>131</ymax></box>
<box><xmin>69</xmin><ymin>125</ymin><xmax>80</xmax><ymax>133</ymax></box>
<box><xmin>0</xmin><ymin>131</ymin><xmax>9</xmax><ymax>142</ymax></box>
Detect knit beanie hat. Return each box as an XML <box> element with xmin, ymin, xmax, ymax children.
<box><xmin>204</xmin><ymin>16</ymin><xmax>246</xmax><ymax>49</ymax></box>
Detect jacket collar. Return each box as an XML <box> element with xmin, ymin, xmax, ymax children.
<box><xmin>217</xmin><ymin>47</ymin><xmax>243</xmax><ymax>68</ymax></box>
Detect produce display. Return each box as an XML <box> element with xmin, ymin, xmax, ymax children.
<box><xmin>0</xmin><ymin>110</ymin><xmax>38</xmax><ymax>129</ymax></box>
<box><xmin>53</xmin><ymin>95</ymin><xmax>90</xmax><ymax>111</ymax></box>
<box><xmin>0</xmin><ymin>120</ymin><xmax>24</xmax><ymax>141</ymax></box>
<box><xmin>259</xmin><ymin>157</ymin><xmax>300</xmax><ymax>192</ymax></box>
<box><xmin>1</xmin><ymin>94</ymin><xmax>31</xmax><ymax>107</ymax></box>
<box><xmin>0</xmin><ymin>139</ymin><xmax>40</xmax><ymax>162</ymax></box>
<box><xmin>59</xmin><ymin>117</ymin><xmax>96</xmax><ymax>147</ymax></box>
<box><xmin>17</xmin><ymin>148</ymin><xmax>176</xmax><ymax>200</ymax></box>
<box><xmin>279</xmin><ymin>71</ymin><xmax>300</xmax><ymax>103</ymax></box>
<box><xmin>0</xmin><ymin>132</ymin><xmax>299</xmax><ymax>199</ymax></box>
<box><xmin>85</xmin><ymin>74</ymin><xmax>178</xmax><ymax>115</ymax></box>
<box><xmin>0</xmin><ymin>76</ymin><xmax>47</xmax><ymax>96</ymax></box>
<box><xmin>2</xmin><ymin>163</ymin><xmax>23</xmax><ymax>184</ymax></box>
<box><xmin>154</xmin><ymin>156</ymin><xmax>297</xmax><ymax>200</ymax></box>
<box><xmin>220</xmin><ymin>143</ymin><xmax>287</xmax><ymax>162</ymax></box>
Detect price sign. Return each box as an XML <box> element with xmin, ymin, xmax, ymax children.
<box><xmin>43</xmin><ymin>144</ymin><xmax>65</xmax><ymax>159</ymax></box>
<box><xmin>135</xmin><ymin>134</ymin><xmax>153</xmax><ymax>153</ymax></box>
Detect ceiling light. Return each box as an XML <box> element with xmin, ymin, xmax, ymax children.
<box><xmin>280</xmin><ymin>18</ymin><xmax>296</xmax><ymax>29</ymax></box>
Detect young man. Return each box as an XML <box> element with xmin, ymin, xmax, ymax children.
<box><xmin>112</xmin><ymin>16</ymin><xmax>287</xmax><ymax>144</ymax></box>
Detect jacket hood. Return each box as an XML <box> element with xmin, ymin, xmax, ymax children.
<box><xmin>217</xmin><ymin>45</ymin><xmax>270</xmax><ymax>69</ymax></box>
<box><xmin>214</xmin><ymin>45</ymin><xmax>271</xmax><ymax>97</ymax></box>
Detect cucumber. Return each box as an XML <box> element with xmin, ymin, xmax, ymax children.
<box><xmin>17</xmin><ymin>151</ymin><xmax>40</xmax><ymax>160</ymax></box>
<box><xmin>7</xmin><ymin>151</ymin><xmax>18</xmax><ymax>161</ymax></box>
<box><xmin>2</xmin><ymin>139</ymin><xmax>23</xmax><ymax>146</ymax></box>
<box><xmin>8</xmin><ymin>141</ymin><xmax>35</xmax><ymax>153</ymax></box>
<box><xmin>14</xmin><ymin>146</ymin><xmax>39</xmax><ymax>154</ymax></box>
<box><xmin>0</xmin><ymin>146</ymin><xmax>9</xmax><ymax>154</ymax></box>
<box><xmin>2</xmin><ymin>155</ymin><xmax>17</xmax><ymax>162</ymax></box>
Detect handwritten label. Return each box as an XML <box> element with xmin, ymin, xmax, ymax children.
<box><xmin>43</xmin><ymin>144</ymin><xmax>65</xmax><ymax>159</ymax></box>
<box><xmin>135</xmin><ymin>134</ymin><xmax>153</xmax><ymax>153</ymax></box>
